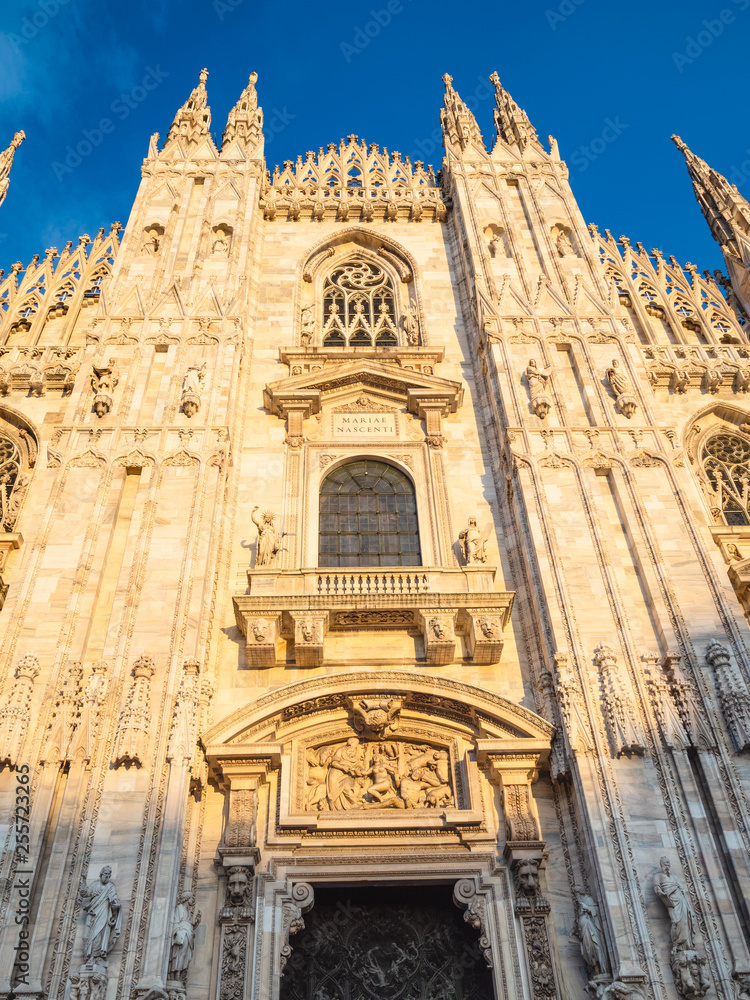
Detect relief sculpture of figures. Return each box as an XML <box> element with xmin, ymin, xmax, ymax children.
<box><xmin>251</xmin><ymin>506</ymin><xmax>282</xmax><ymax>567</ymax></box>
<box><xmin>459</xmin><ymin>515</ymin><xmax>487</xmax><ymax>564</ymax></box>
<box><xmin>169</xmin><ymin>890</ymin><xmax>201</xmax><ymax>980</ymax></box>
<box><xmin>78</xmin><ymin>865</ymin><xmax>122</xmax><ymax>964</ymax></box>
<box><xmin>305</xmin><ymin>738</ymin><xmax>453</xmax><ymax>811</ymax></box>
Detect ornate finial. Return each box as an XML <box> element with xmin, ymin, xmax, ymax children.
<box><xmin>440</xmin><ymin>74</ymin><xmax>484</xmax><ymax>153</ymax></box>
<box><xmin>166</xmin><ymin>68</ymin><xmax>212</xmax><ymax>146</ymax></box>
<box><xmin>0</xmin><ymin>129</ymin><xmax>26</xmax><ymax>209</ymax></box>
<box><xmin>489</xmin><ymin>71</ymin><xmax>539</xmax><ymax>151</ymax></box>
<box><xmin>222</xmin><ymin>70</ymin><xmax>263</xmax><ymax>149</ymax></box>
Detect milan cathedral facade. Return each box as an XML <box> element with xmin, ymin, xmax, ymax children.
<box><xmin>1</xmin><ymin>68</ymin><xmax>750</xmax><ymax>1000</ymax></box>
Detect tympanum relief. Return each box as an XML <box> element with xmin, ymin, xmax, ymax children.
<box><xmin>305</xmin><ymin>738</ymin><xmax>454</xmax><ymax>811</ymax></box>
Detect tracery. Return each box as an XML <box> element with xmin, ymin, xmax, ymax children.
<box><xmin>322</xmin><ymin>262</ymin><xmax>399</xmax><ymax>347</ymax></box>
<box><xmin>702</xmin><ymin>432</ymin><xmax>750</xmax><ymax>525</ymax></box>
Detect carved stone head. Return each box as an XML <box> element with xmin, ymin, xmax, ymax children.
<box><xmin>226</xmin><ymin>866</ymin><xmax>250</xmax><ymax>906</ymax></box>
<box><xmin>659</xmin><ymin>856</ymin><xmax>671</xmax><ymax>875</ymax></box>
<box><xmin>99</xmin><ymin>865</ymin><xmax>112</xmax><ymax>883</ymax></box>
<box><xmin>514</xmin><ymin>859</ymin><xmax>540</xmax><ymax>898</ymax></box>
<box><xmin>252</xmin><ymin>618</ymin><xmax>269</xmax><ymax>642</ymax></box>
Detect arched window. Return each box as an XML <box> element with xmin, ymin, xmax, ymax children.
<box><xmin>322</xmin><ymin>262</ymin><xmax>398</xmax><ymax>348</ymax></box>
<box><xmin>319</xmin><ymin>459</ymin><xmax>421</xmax><ymax>567</ymax></box>
<box><xmin>702</xmin><ymin>433</ymin><xmax>750</xmax><ymax>525</ymax></box>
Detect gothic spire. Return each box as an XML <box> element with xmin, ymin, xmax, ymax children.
<box><xmin>0</xmin><ymin>131</ymin><xmax>25</xmax><ymax>209</ymax></box>
<box><xmin>489</xmin><ymin>73</ymin><xmax>539</xmax><ymax>152</ymax></box>
<box><xmin>440</xmin><ymin>74</ymin><xmax>485</xmax><ymax>154</ymax></box>
<box><xmin>222</xmin><ymin>71</ymin><xmax>264</xmax><ymax>152</ymax></box>
<box><xmin>165</xmin><ymin>68</ymin><xmax>211</xmax><ymax>146</ymax></box>
<box><xmin>672</xmin><ymin>134</ymin><xmax>750</xmax><ymax>318</ymax></box>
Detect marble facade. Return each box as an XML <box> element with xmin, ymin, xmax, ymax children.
<box><xmin>0</xmin><ymin>68</ymin><xmax>750</xmax><ymax>1000</ymax></box>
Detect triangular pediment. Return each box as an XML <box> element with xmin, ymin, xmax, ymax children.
<box><xmin>263</xmin><ymin>358</ymin><xmax>463</xmax><ymax>417</ymax></box>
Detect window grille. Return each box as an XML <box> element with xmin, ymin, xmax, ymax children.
<box><xmin>319</xmin><ymin>459</ymin><xmax>421</xmax><ymax>567</ymax></box>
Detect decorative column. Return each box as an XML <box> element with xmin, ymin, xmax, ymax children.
<box><xmin>477</xmin><ymin>743</ymin><xmax>560</xmax><ymax>1000</ymax></box>
<box><xmin>207</xmin><ymin>745</ymin><xmax>282</xmax><ymax>1000</ymax></box>
<box><xmin>112</xmin><ymin>655</ymin><xmax>155</xmax><ymax>766</ymax></box>
<box><xmin>705</xmin><ymin>640</ymin><xmax>750</xmax><ymax>752</ymax></box>
<box><xmin>134</xmin><ymin>659</ymin><xmax>203</xmax><ymax>996</ymax></box>
<box><xmin>0</xmin><ymin>653</ymin><xmax>40</xmax><ymax>763</ymax></box>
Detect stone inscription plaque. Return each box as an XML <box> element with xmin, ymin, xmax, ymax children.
<box><xmin>334</xmin><ymin>413</ymin><xmax>397</xmax><ymax>437</ymax></box>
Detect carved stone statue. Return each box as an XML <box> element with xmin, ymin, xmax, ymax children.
<box><xmin>402</xmin><ymin>304</ymin><xmax>419</xmax><ymax>345</ymax></box>
<box><xmin>168</xmin><ymin>891</ymin><xmax>201</xmax><ymax>980</ymax></box>
<box><xmin>78</xmin><ymin>865</ymin><xmax>122</xmax><ymax>963</ymax></box>
<box><xmin>301</xmin><ymin>306</ymin><xmax>314</xmax><ymax>345</ymax></box>
<box><xmin>653</xmin><ymin>857</ymin><xmax>710</xmax><ymax>1000</ymax></box>
<box><xmin>459</xmin><ymin>516</ymin><xmax>487</xmax><ymax>564</ymax></box>
<box><xmin>489</xmin><ymin>235</ymin><xmax>503</xmax><ymax>258</ymax></box>
<box><xmin>141</xmin><ymin>229</ymin><xmax>161</xmax><ymax>255</ymax></box>
<box><xmin>181</xmin><ymin>363</ymin><xmax>206</xmax><ymax>417</ymax></box>
<box><xmin>305</xmin><ymin>738</ymin><xmax>453</xmax><ymax>811</ymax></box>
<box><xmin>606</xmin><ymin>359</ymin><xmax>637</xmax><ymax>419</ymax></box>
<box><xmin>653</xmin><ymin>856</ymin><xmax>695</xmax><ymax>951</ymax></box>
<box><xmin>211</xmin><ymin>228</ymin><xmax>229</xmax><ymax>254</ymax></box>
<box><xmin>574</xmin><ymin>886</ymin><xmax>608</xmax><ymax>976</ymax></box>
<box><xmin>251</xmin><ymin>506</ymin><xmax>281</xmax><ymax>567</ymax></box>
<box><xmin>525</xmin><ymin>359</ymin><xmax>552</xmax><ymax>419</ymax></box>
<box><xmin>91</xmin><ymin>362</ymin><xmax>118</xmax><ymax>418</ymax></box>
<box><xmin>557</xmin><ymin>230</ymin><xmax>574</xmax><ymax>257</ymax></box>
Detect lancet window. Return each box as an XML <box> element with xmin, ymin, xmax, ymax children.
<box><xmin>319</xmin><ymin>460</ymin><xmax>421</xmax><ymax>567</ymax></box>
<box><xmin>322</xmin><ymin>262</ymin><xmax>399</xmax><ymax>347</ymax></box>
<box><xmin>702</xmin><ymin>433</ymin><xmax>750</xmax><ymax>525</ymax></box>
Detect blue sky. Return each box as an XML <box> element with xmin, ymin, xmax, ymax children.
<box><xmin>1</xmin><ymin>0</ymin><xmax>749</xmax><ymax>274</ymax></box>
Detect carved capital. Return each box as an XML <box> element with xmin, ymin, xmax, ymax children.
<box><xmin>477</xmin><ymin>744</ymin><xmax>545</xmax><ymax>844</ymax></box>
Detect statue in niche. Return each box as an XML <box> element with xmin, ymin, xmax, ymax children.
<box><xmin>211</xmin><ymin>228</ymin><xmax>229</xmax><ymax>254</ymax></box>
<box><xmin>402</xmin><ymin>303</ymin><xmax>420</xmax><ymax>345</ymax></box>
<box><xmin>300</xmin><ymin>306</ymin><xmax>314</xmax><ymax>346</ymax></box>
<box><xmin>489</xmin><ymin>235</ymin><xmax>503</xmax><ymax>258</ymax></box>
<box><xmin>168</xmin><ymin>890</ymin><xmax>201</xmax><ymax>980</ymax></box>
<box><xmin>305</xmin><ymin>738</ymin><xmax>453</xmax><ymax>812</ymax></box>
<box><xmin>251</xmin><ymin>507</ymin><xmax>282</xmax><ymax>567</ymax></box>
<box><xmin>459</xmin><ymin>515</ymin><xmax>487</xmax><ymax>565</ymax></box>
<box><xmin>557</xmin><ymin>230</ymin><xmax>574</xmax><ymax>257</ymax></box>
<box><xmin>182</xmin><ymin>363</ymin><xmax>206</xmax><ymax>397</ymax></box>
<box><xmin>141</xmin><ymin>229</ymin><xmax>161</xmax><ymax>255</ymax></box>
<box><xmin>653</xmin><ymin>856</ymin><xmax>695</xmax><ymax>951</ymax></box>
<box><xmin>78</xmin><ymin>865</ymin><xmax>122</xmax><ymax>963</ymax></box>
<box><xmin>574</xmin><ymin>886</ymin><xmax>608</xmax><ymax>976</ymax></box>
